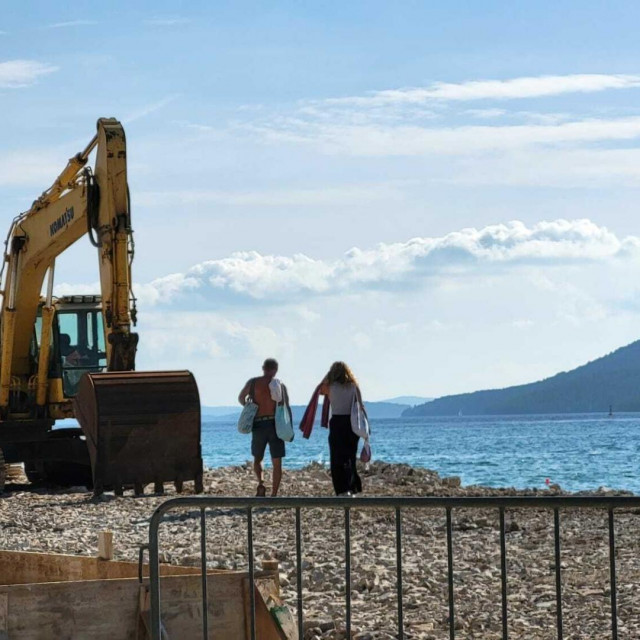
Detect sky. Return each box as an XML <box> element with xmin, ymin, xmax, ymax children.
<box><xmin>2</xmin><ymin>1</ymin><xmax>640</xmax><ymax>404</ymax></box>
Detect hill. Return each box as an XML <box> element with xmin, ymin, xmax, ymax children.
<box><xmin>403</xmin><ymin>340</ymin><xmax>640</xmax><ymax>416</ymax></box>
<box><xmin>203</xmin><ymin>400</ymin><xmax>410</xmax><ymax>421</ymax></box>
<box><xmin>382</xmin><ymin>395</ymin><xmax>433</xmax><ymax>406</ymax></box>
<box><xmin>201</xmin><ymin>406</ymin><xmax>241</xmax><ymax>417</ymax></box>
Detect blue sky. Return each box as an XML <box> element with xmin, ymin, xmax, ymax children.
<box><xmin>3</xmin><ymin>2</ymin><xmax>640</xmax><ymax>404</ymax></box>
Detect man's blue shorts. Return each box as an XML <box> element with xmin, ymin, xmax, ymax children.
<box><xmin>251</xmin><ymin>417</ymin><xmax>285</xmax><ymax>459</ymax></box>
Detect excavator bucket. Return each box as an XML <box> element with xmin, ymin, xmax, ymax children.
<box><xmin>73</xmin><ymin>370</ymin><xmax>203</xmax><ymax>496</ymax></box>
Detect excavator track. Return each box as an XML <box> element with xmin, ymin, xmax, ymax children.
<box><xmin>74</xmin><ymin>370</ymin><xmax>203</xmax><ymax>496</ymax></box>
<box><xmin>24</xmin><ymin>428</ymin><xmax>93</xmax><ymax>488</ymax></box>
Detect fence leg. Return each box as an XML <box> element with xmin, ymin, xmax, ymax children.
<box><xmin>345</xmin><ymin>507</ymin><xmax>351</xmax><ymax>637</ymax></box>
<box><xmin>554</xmin><ymin>508</ymin><xmax>563</xmax><ymax>640</ymax></box>
<box><xmin>446</xmin><ymin>507</ymin><xmax>455</xmax><ymax>640</ymax></box>
<box><xmin>499</xmin><ymin>507</ymin><xmax>508</xmax><ymax>640</ymax></box>
<box><xmin>200</xmin><ymin>507</ymin><xmax>208</xmax><ymax>640</ymax></box>
<box><xmin>296</xmin><ymin>507</ymin><xmax>304</xmax><ymax>640</ymax></box>
<box><xmin>608</xmin><ymin>509</ymin><xmax>618</xmax><ymax>640</ymax></box>
<box><xmin>247</xmin><ymin>507</ymin><xmax>256</xmax><ymax>640</ymax></box>
<box><xmin>395</xmin><ymin>507</ymin><xmax>404</xmax><ymax>640</ymax></box>
<box><xmin>149</xmin><ymin>515</ymin><xmax>162</xmax><ymax>640</ymax></box>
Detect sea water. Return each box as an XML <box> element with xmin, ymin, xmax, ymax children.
<box><xmin>203</xmin><ymin>413</ymin><xmax>640</xmax><ymax>493</ymax></box>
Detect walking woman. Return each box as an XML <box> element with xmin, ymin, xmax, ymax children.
<box><xmin>319</xmin><ymin>361</ymin><xmax>367</xmax><ymax>496</ymax></box>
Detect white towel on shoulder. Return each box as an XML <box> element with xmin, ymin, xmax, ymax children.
<box><xmin>269</xmin><ymin>378</ymin><xmax>283</xmax><ymax>403</ymax></box>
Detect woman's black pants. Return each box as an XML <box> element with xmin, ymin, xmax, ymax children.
<box><xmin>328</xmin><ymin>415</ymin><xmax>362</xmax><ymax>495</ymax></box>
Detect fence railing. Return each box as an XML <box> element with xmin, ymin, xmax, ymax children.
<box><xmin>145</xmin><ymin>495</ymin><xmax>640</xmax><ymax>640</ymax></box>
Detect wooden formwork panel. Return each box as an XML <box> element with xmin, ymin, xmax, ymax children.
<box><xmin>0</xmin><ymin>550</ymin><xmax>285</xmax><ymax>640</ymax></box>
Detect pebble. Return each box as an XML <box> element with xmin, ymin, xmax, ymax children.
<box><xmin>0</xmin><ymin>461</ymin><xmax>638</xmax><ymax>639</ymax></box>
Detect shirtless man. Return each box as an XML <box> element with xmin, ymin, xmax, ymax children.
<box><xmin>238</xmin><ymin>358</ymin><xmax>287</xmax><ymax>496</ymax></box>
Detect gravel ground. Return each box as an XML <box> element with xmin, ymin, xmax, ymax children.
<box><xmin>0</xmin><ymin>461</ymin><xmax>638</xmax><ymax>639</ymax></box>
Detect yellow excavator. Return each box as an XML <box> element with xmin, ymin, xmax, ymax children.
<box><xmin>0</xmin><ymin>117</ymin><xmax>203</xmax><ymax>496</ymax></box>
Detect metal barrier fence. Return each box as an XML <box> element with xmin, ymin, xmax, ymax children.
<box><xmin>145</xmin><ymin>495</ymin><xmax>640</xmax><ymax>640</ymax></box>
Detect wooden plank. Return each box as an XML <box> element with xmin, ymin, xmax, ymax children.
<box><xmin>242</xmin><ymin>577</ymin><xmax>288</xmax><ymax>640</ymax></box>
<box><xmin>0</xmin><ymin>570</ymin><xmax>280</xmax><ymax>639</ymax></box>
<box><xmin>0</xmin><ymin>548</ymin><xmax>278</xmax><ymax>587</ymax></box>
<box><xmin>270</xmin><ymin>606</ymin><xmax>297</xmax><ymax>640</ymax></box>
<box><xmin>0</xmin><ymin>549</ymin><xmax>197</xmax><ymax>585</ymax></box>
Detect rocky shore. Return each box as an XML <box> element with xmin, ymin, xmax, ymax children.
<box><xmin>0</xmin><ymin>462</ymin><xmax>638</xmax><ymax>639</ymax></box>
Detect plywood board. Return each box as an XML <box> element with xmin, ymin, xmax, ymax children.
<box><xmin>0</xmin><ymin>567</ymin><xmax>279</xmax><ymax>639</ymax></box>
<box><xmin>0</xmin><ymin>550</ymin><xmax>281</xmax><ymax>639</ymax></box>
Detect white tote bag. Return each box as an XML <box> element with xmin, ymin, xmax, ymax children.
<box><xmin>237</xmin><ymin>379</ymin><xmax>258</xmax><ymax>434</ymax></box>
<box><xmin>351</xmin><ymin>388</ymin><xmax>372</xmax><ymax>462</ymax></box>
<box><xmin>350</xmin><ymin>388</ymin><xmax>370</xmax><ymax>439</ymax></box>
<box><xmin>275</xmin><ymin>385</ymin><xmax>294</xmax><ymax>442</ymax></box>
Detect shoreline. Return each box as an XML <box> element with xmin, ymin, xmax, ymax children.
<box><xmin>0</xmin><ymin>462</ymin><xmax>637</xmax><ymax>638</ymax></box>
<box><xmin>210</xmin><ymin>457</ymin><xmax>639</xmax><ymax>497</ymax></box>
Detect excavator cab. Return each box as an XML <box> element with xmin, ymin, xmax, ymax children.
<box><xmin>55</xmin><ymin>296</ymin><xmax>107</xmax><ymax>397</ymax></box>
<box><xmin>30</xmin><ymin>296</ymin><xmax>107</xmax><ymax>404</ymax></box>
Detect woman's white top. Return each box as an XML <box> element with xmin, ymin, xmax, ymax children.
<box><xmin>329</xmin><ymin>382</ymin><xmax>356</xmax><ymax>415</ymax></box>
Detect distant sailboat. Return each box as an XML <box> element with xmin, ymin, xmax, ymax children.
<box><xmin>458</xmin><ymin>409</ymin><xmax>463</xmax><ymax>417</ymax></box>
<box><xmin>609</xmin><ymin>404</ymin><xmax>613</xmax><ymax>417</ymax></box>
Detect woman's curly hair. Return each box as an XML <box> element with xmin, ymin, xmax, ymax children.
<box><xmin>327</xmin><ymin>361</ymin><xmax>358</xmax><ymax>385</ymax></box>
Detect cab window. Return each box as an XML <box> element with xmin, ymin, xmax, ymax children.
<box><xmin>58</xmin><ymin>309</ymin><xmax>106</xmax><ymax>396</ymax></box>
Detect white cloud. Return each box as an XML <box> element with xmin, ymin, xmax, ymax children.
<box><xmin>50</xmin><ymin>289</ymin><xmax>285</xmax><ymax>360</ymax></box>
<box><xmin>42</xmin><ymin>20</ymin><xmax>97</xmax><ymax>29</ymax></box>
<box><xmin>129</xmin><ymin>219</ymin><xmax>640</xmax><ymax>306</ymax></box>
<box><xmin>54</xmin><ymin>282</ymin><xmax>100</xmax><ymax>297</ymax></box>
<box><xmin>138</xmin><ymin>312</ymin><xmax>279</xmax><ymax>360</ymax></box>
<box><xmin>257</xmin><ymin>115</ymin><xmax>640</xmax><ymax>157</ymax></box>
<box><xmin>135</xmin><ymin>273</ymin><xmax>200</xmax><ymax>306</ymax></box>
<box><xmin>326</xmin><ymin>74</ymin><xmax>640</xmax><ymax>107</ymax></box>
<box><xmin>465</xmin><ymin>108</ymin><xmax>507</xmax><ymax>119</ymax></box>
<box><xmin>0</xmin><ymin>60</ymin><xmax>58</xmax><ymax>88</ymax></box>
<box><xmin>234</xmin><ymin>74</ymin><xmax>640</xmax><ymax>172</ymax></box>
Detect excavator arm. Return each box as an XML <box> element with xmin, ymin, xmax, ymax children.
<box><xmin>0</xmin><ymin>118</ymin><xmax>137</xmax><ymax>405</ymax></box>
<box><xmin>92</xmin><ymin>118</ymin><xmax>138</xmax><ymax>369</ymax></box>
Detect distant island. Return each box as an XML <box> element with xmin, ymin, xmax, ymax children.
<box><xmin>383</xmin><ymin>395</ymin><xmax>433</xmax><ymax>406</ymax></box>
<box><xmin>404</xmin><ymin>340</ymin><xmax>640</xmax><ymax>416</ymax></box>
<box><xmin>203</xmin><ymin>396</ymin><xmax>432</xmax><ymax>421</ymax></box>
